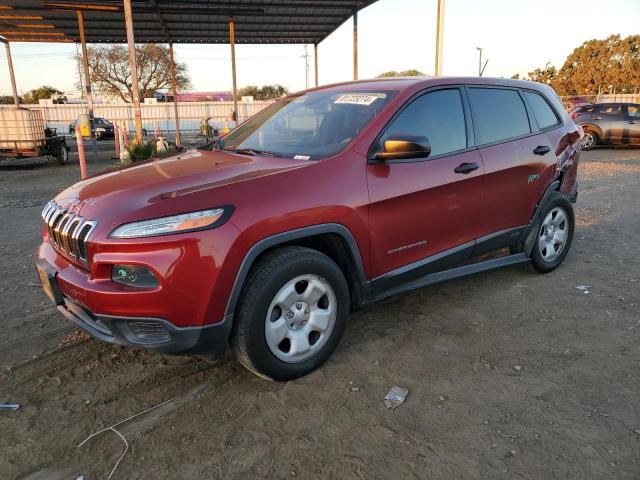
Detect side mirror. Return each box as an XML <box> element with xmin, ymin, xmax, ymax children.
<box><xmin>372</xmin><ymin>133</ymin><xmax>431</xmax><ymax>161</ymax></box>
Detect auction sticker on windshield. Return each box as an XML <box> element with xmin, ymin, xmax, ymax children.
<box><xmin>334</xmin><ymin>94</ymin><xmax>381</xmax><ymax>106</ymax></box>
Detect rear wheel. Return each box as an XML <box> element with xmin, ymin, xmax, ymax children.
<box><xmin>52</xmin><ymin>140</ymin><xmax>69</xmax><ymax>165</ymax></box>
<box><xmin>231</xmin><ymin>246</ymin><xmax>349</xmax><ymax>381</ymax></box>
<box><xmin>530</xmin><ymin>194</ymin><xmax>574</xmax><ymax>273</ymax></box>
<box><xmin>581</xmin><ymin>131</ymin><xmax>598</xmax><ymax>150</ymax></box>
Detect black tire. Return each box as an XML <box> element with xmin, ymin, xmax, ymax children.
<box><xmin>52</xmin><ymin>140</ymin><xmax>69</xmax><ymax>165</ymax></box>
<box><xmin>581</xmin><ymin>130</ymin><xmax>598</xmax><ymax>150</ymax></box>
<box><xmin>529</xmin><ymin>193</ymin><xmax>574</xmax><ymax>273</ymax></box>
<box><xmin>231</xmin><ymin>246</ymin><xmax>350</xmax><ymax>381</ymax></box>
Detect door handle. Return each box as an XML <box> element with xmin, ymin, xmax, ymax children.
<box><xmin>533</xmin><ymin>145</ymin><xmax>551</xmax><ymax>155</ymax></box>
<box><xmin>453</xmin><ymin>162</ymin><xmax>479</xmax><ymax>174</ymax></box>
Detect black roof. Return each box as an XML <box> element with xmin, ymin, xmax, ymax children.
<box><xmin>0</xmin><ymin>1</ymin><xmax>378</xmax><ymax>44</ymax></box>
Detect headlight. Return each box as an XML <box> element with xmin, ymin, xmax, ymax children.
<box><xmin>96</xmin><ymin>127</ymin><xmax>106</xmax><ymax>132</ymax></box>
<box><xmin>110</xmin><ymin>207</ymin><xmax>232</xmax><ymax>238</ymax></box>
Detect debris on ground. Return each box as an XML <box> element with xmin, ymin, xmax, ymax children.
<box><xmin>0</xmin><ymin>403</ymin><xmax>20</xmax><ymax>411</ymax></box>
<box><xmin>513</xmin><ymin>365</ymin><xmax>522</xmax><ymax>371</ymax></box>
<box><xmin>384</xmin><ymin>386</ymin><xmax>409</xmax><ymax>409</ymax></box>
<box><xmin>78</xmin><ymin>398</ymin><xmax>174</xmax><ymax>479</ymax></box>
<box><xmin>576</xmin><ymin>285</ymin><xmax>591</xmax><ymax>294</ymax></box>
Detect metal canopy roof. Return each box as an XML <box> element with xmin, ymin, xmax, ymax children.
<box><xmin>0</xmin><ymin>1</ymin><xmax>378</xmax><ymax>44</ymax></box>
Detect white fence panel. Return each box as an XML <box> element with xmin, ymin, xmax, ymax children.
<box><xmin>0</xmin><ymin>100</ymin><xmax>275</xmax><ymax>135</ymax></box>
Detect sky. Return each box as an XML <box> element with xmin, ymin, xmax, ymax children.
<box><xmin>0</xmin><ymin>0</ymin><xmax>639</xmax><ymax>98</ymax></box>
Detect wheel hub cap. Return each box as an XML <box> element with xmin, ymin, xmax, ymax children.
<box><xmin>265</xmin><ymin>274</ymin><xmax>337</xmax><ymax>363</ymax></box>
<box><xmin>538</xmin><ymin>207</ymin><xmax>569</xmax><ymax>262</ymax></box>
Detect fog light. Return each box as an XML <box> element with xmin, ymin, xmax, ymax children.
<box><xmin>111</xmin><ymin>264</ymin><xmax>159</xmax><ymax>288</ymax></box>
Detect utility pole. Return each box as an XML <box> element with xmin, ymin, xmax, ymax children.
<box><xmin>434</xmin><ymin>0</ymin><xmax>445</xmax><ymax>76</ymax></box>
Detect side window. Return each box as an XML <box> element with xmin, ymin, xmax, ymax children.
<box><xmin>596</xmin><ymin>104</ymin><xmax>622</xmax><ymax>115</ymax></box>
<box><xmin>522</xmin><ymin>91</ymin><xmax>560</xmax><ymax>130</ymax></box>
<box><xmin>468</xmin><ymin>87</ymin><xmax>531</xmax><ymax>145</ymax></box>
<box><xmin>384</xmin><ymin>89</ymin><xmax>467</xmax><ymax>157</ymax></box>
<box><xmin>627</xmin><ymin>105</ymin><xmax>640</xmax><ymax>118</ymax></box>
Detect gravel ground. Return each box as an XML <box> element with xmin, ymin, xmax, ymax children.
<box><xmin>0</xmin><ymin>144</ymin><xmax>639</xmax><ymax>479</ymax></box>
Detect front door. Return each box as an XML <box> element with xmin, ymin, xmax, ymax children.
<box><xmin>367</xmin><ymin>88</ymin><xmax>483</xmax><ymax>289</ymax></box>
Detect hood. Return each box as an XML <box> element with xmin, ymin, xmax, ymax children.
<box><xmin>54</xmin><ymin>149</ymin><xmax>310</xmax><ymax>234</ymax></box>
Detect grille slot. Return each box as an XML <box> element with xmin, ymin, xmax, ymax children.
<box><xmin>41</xmin><ymin>201</ymin><xmax>97</xmax><ymax>264</ymax></box>
<box><xmin>129</xmin><ymin>320</ymin><xmax>170</xmax><ymax>342</ymax></box>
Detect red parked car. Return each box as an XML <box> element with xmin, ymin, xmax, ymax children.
<box><xmin>37</xmin><ymin>77</ymin><xmax>581</xmax><ymax>380</ymax></box>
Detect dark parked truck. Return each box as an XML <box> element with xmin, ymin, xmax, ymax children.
<box><xmin>36</xmin><ymin>77</ymin><xmax>582</xmax><ymax>380</ymax></box>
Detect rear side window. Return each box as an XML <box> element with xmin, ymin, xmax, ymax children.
<box><xmin>627</xmin><ymin>105</ymin><xmax>640</xmax><ymax>118</ymax></box>
<box><xmin>522</xmin><ymin>91</ymin><xmax>560</xmax><ymax>129</ymax></box>
<box><xmin>384</xmin><ymin>89</ymin><xmax>467</xmax><ymax>157</ymax></box>
<box><xmin>468</xmin><ymin>88</ymin><xmax>531</xmax><ymax>145</ymax></box>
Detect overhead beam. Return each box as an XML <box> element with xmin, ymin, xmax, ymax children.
<box><xmin>147</xmin><ymin>0</ymin><xmax>170</xmax><ymax>42</ymax></box>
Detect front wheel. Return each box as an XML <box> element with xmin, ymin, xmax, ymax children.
<box><xmin>231</xmin><ymin>246</ymin><xmax>349</xmax><ymax>381</ymax></box>
<box><xmin>530</xmin><ymin>193</ymin><xmax>574</xmax><ymax>273</ymax></box>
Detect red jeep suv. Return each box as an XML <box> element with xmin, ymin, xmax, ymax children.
<box><xmin>37</xmin><ymin>77</ymin><xmax>581</xmax><ymax>380</ymax></box>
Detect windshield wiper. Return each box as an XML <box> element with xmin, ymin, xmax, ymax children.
<box><xmin>221</xmin><ymin>147</ymin><xmax>281</xmax><ymax>157</ymax></box>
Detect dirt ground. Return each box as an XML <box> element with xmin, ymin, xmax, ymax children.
<box><xmin>0</xmin><ymin>142</ymin><xmax>639</xmax><ymax>479</ymax></box>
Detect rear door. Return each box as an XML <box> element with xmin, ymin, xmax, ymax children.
<box><xmin>367</xmin><ymin>87</ymin><xmax>483</xmax><ymax>281</ymax></box>
<box><xmin>593</xmin><ymin>104</ymin><xmax>626</xmax><ymax>142</ymax></box>
<box><xmin>623</xmin><ymin>104</ymin><xmax>640</xmax><ymax>143</ymax></box>
<box><xmin>467</xmin><ymin>87</ymin><xmax>557</xmax><ymax>238</ymax></box>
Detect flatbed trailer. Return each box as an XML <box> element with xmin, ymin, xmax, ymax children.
<box><xmin>0</xmin><ymin>108</ymin><xmax>70</xmax><ymax>165</ymax></box>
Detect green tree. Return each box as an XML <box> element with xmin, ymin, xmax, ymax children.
<box><xmin>237</xmin><ymin>84</ymin><xmax>288</xmax><ymax>100</ymax></box>
<box><xmin>552</xmin><ymin>34</ymin><xmax>640</xmax><ymax>95</ymax></box>
<box><xmin>0</xmin><ymin>95</ymin><xmax>22</xmax><ymax>104</ymax></box>
<box><xmin>22</xmin><ymin>86</ymin><xmax>66</xmax><ymax>104</ymax></box>
<box><xmin>377</xmin><ymin>69</ymin><xmax>425</xmax><ymax>78</ymax></box>
<box><xmin>80</xmin><ymin>44</ymin><xmax>191</xmax><ymax>103</ymax></box>
<box><xmin>527</xmin><ymin>66</ymin><xmax>558</xmax><ymax>85</ymax></box>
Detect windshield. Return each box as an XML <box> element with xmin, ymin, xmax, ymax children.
<box><xmin>218</xmin><ymin>90</ymin><xmax>396</xmax><ymax>159</ymax></box>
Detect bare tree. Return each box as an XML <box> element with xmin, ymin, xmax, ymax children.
<box><xmin>78</xmin><ymin>44</ymin><xmax>191</xmax><ymax>103</ymax></box>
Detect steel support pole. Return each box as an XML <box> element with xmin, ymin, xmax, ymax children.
<box><xmin>229</xmin><ymin>17</ymin><xmax>239</xmax><ymax>126</ymax></box>
<box><xmin>314</xmin><ymin>43</ymin><xmax>318</xmax><ymax>87</ymax></box>
<box><xmin>77</xmin><ymin>10</ymin><xmax>98</xmax><ymax>161</ymax></box>
<box><xmin>168</xmin><ymin>42</ymin><xmax>181</xmax><ymax>147</ymax></box>
<box><xmin>353</xmin><ymin>12</ymin><xmax>358</xmax><ymax>80</ymax></box>
<box><xmin>123</xmin><ymin>0</ymin><xmax>143</xmax><ymax>142</ymax></box>
<box><xmin>434</xmin><ymin>0</ymin><xmax>445</xmax><ymax>76</ymax></box>
<box><xmin>2</xmin><ymin>41</ymin><xmax>19</xmax><ymax>107</ymax></box>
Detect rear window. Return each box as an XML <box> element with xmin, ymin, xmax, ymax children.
<box><xmin>468</xmin><ymin>88</ymin><xmax>531</xmax><ymax>145</ymax></box>
<box><xmin>522</xmin><ymin>91</ymin><xmax>560</xmax><ymax>130</ymax></box>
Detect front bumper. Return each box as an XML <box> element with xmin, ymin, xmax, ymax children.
<box><xmin>36</xmin><ymin>256</ymin><xmax>232</xmax><ymax>358</ymax></box>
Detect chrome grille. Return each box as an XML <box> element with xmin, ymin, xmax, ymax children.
<box><xmin>41</xmin><ymin>201</ymin><xmax>97</xmax><ymax>264</ymax></box>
